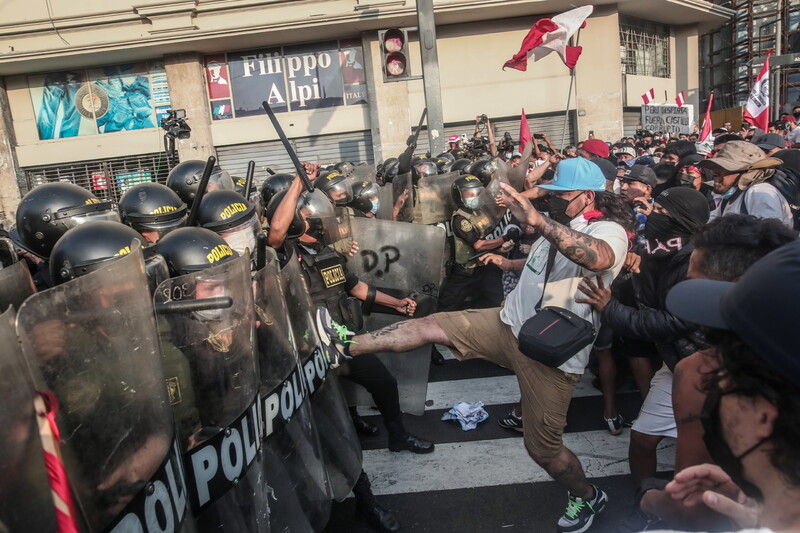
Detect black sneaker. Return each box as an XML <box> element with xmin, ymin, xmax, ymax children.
<box><xmin>315</xmin><ymin>307</ymin><xmax>355</xmax><ymax>368</ymax></box>
<box><xmin>605</xmin><ymin>414</ymin><xmax>624</xmax><ymax>436</ymax></box>
<box><xmin>557</xmin><ymin>485</ymin><xmax>608</xmax><ymax>533</ymax></box>
<box><xmin>498</xmin><ymin>409</ymin><xmax>523</xmax><ymax>432</ymax></box>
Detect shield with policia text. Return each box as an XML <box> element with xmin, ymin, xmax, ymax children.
<box><xmin>0</xmin><ymin>308</ymin><xmax>57</xmax><ymax>533</ymax></box>
<box><xmin>253</xmin><ymin>248</ymin><xmax>331</xmax><ymax>532</ymax></box>
<box><xmin>154</xmin><ymin>253</ymin><xmax>268</xmax><ymax>533</ymax></box>
<box><xmin>15</xmin><ymin>248</ymin><xmax>194</xmax><ymax>533</ymax></box>
<box><xmin>279</xmin><ymin>244</ymin><xmax>363</xmax><ymax>501</ymax></box>
<box><xmin>343</xmin><ymin>217</ymin><xmax>446</xmax><ymax>414</ymax></box>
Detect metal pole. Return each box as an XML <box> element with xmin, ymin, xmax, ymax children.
<box><xmin>560</xmin><ymin>31</ymin><xmax>581</xmax><ymax>150</ymax></box>
<box><xmin>417</xmin><ymin>0</ymin><xmax>445</xmax><ymax>155</ymax></box>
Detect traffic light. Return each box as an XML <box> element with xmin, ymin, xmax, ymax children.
<box><xmin>379</xmin><ymin>28</ymin><xmax>410</xmax><ymax>82</ymax></box>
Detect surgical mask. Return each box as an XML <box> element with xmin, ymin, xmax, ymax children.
<box><xmin>721</xmin><ymin>186</ymin><xmax>737</xmax><ymax>200</ymax></box>
<box><xmin>222</xmin><ymin>227</ymin><xmax>257</xmax><ymax>256</ymax></box>
<box><xmin>464</xmin><ymin>197</ymin><xmax>481</xmax><ymax>210</ymax></box>
<box><xmin>194</xmin><ymin>308</ymin><xmax>224</xmax><ymax>321</ymax></box>
<box><xmin>370</xmin><ymin>199</ymin><xmax>380</xmax><ymax>215</ymax></box>
<box><xmin>701</xmin><ymin>385</ymin><xmax>769</xmax><ymax>499</ymax></box>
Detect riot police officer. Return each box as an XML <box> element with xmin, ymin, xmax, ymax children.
<box><xmin>267</xmin><ymin>165</ymin><xmax>434</xmax><ymax>532</ymax></box>
<box><xmin>166</xmin><ymin>159</ymin><xmax>236</xmax><ymax>204</ymax></box>
<box><xmin>348</xmin><ymin>180</ymin><xmax>382</xmax><ymax>218</ymax></box>
<box><xmin>438</xmin><ymin>175</ymin><xmax>506</xmax><ymax>311</ymax></box>
<box><xmin>196</xmin><ymin>189</ymin><xmax>262</xmax><ymax>257</ymax></box>
<box><xmin>118</xmin><ymin>182</ymin><xmax>187</xmax><ymax>243</ymax></box>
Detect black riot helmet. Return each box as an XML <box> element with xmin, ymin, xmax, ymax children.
<box><xmin>411</xmin><ymin>160</ymin><xmax>438</xmax><ymax>183</ymax></box>
<box><xmin>156</xmin><ymin>226</ymin><xmax>238</xmax><ymax>276</ymax></box>
<box><xmin>349</xmin><ymin>180</ymin><xmax>381</xmax><ymax>216</ymax></box>
<box><xmin>450</xmin><ymin>158</ymin><xmax>472</xmax><ymax>174</ymax></box>
<box><xmin>436</xmin><ymin>158</ymin><xmax>454</xmax><ymax>174</ymax></box>
<box><xmin>232</xmin><ymin>176</ymin><xmax>257</xmax><ymax>200</ymax></box>
<box><xmin>259</xmin><ymin>173</ymin><xmax>295</xmax><ymax>208</ymax></box>
<box><xmin>298</xmin><ymin>189</ymin><xmax>340</xmax><ymax>244</ymax></box>
<box><xmin>13</xmin><ymin>182</ymin><xmax>120</xmax><ymax>259</ymax></box>
<box><xmin>119</xmin><ymin>182</ymin><xmax>187</xmax><ymax>243</ymax></box>
<box><xmin>383</xmin><ymin>159</ymin><xmax>400</xmax><ymax>183</ymax></box>
<box><xmin>314</xmin><ymin>170</ymin><xmax>353</xmax><ymax>206</ymax></box>
<box><xmin>196</xmin><ymin>190</ymin><xmax>260</xmax><ymax>256</ymax></box>
<box><xmin>334</xmin><ymin>161</ymin><xmax>355</xmax><ymax>177</ymax></box>
<box><xmin>49</xmin><ymin>221</ymin><xmax>142</xmax><ymax>285</ymax></box>
<box><xmin>436</xmin><ymin>152</ymin><xmax>456</xmax><ymax>164</ymax></box>
<box><xmin>469</xmin><ymin>159</ymin><xmax>498</xmax><ymax>186</ymax></box>
<box><xmin>451</xmin><ymin>175</ymin><xmax>485</xmax><ymax>212</ymax></box>
<box><xmin>166</xmin><ymin>160</ymin><xmax>235</xmax><ymax>204</ymax></box>
<box><xmin>264</xmin><ymin>190</ymin><xmax>305</xmax><ymax>240</ymax></box>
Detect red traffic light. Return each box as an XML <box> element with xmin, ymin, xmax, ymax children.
<box><xmin>383</xmin><ymin>29</ymin><xmax>405</xmax><ymax>52</ymax></box>
<box><xmin>385</xmin><ymin>52</ymin><xmax>407</xmax><ymax>77</ymax></box>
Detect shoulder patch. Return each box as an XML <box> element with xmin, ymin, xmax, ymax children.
<box><xmin>459</xmin><ymin>219</ymin><xmax>473</xmax><ymax>232</ymax></box>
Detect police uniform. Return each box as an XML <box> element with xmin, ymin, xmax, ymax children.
<box><xmin>438</xmin><ymin>207</ymin><xmax>503</xmax><ymax>311</ymax></box>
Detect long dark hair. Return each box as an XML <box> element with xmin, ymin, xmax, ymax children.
<box><xmin>593</xmin><ymin>191</ymin><xmax>636</xmax><ymax>234</ymax></box>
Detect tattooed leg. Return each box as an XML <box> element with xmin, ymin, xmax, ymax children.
<box><xmin>349</xmin><ymin>316</ymin><xmax>454</xmax><ymax>356</ymax></box>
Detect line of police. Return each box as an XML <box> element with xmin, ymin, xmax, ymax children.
<box><xmin>0</xmin><ymin>147</ymin><xmax>513</xmax><ymax>533</ymax></box>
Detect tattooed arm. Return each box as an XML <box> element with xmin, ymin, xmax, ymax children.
<box><xmin>534</xmin><ymin>216</ymin><xmax>615</xmax><ymax>272</ymax></box>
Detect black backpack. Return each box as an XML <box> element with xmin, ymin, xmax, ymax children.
<box><xmin>741</xmin><ymin>167</ymin><xmax>800</xmax><ymax>230</ymax></box>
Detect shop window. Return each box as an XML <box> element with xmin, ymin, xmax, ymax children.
<box><xmin>619</xmin><ymin>16</ymin><xmax>671</xmax><ymax>78</ymax></box>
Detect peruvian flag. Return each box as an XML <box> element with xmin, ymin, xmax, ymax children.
<box><xmin>743</xmin><ymin>49</ymin><xmax>773</xmax><ymax>132</ymax></box>
<box><xmin>641</xmin><ymin>88</ymin><xmax>656</xmax><ymax>105</ymax></box>
<box><xmin>675</xmin><ymin>90</ymin><xmax>686</xmax><ymax>108</ymax></box>
<box><xmin>699</xmin><ymin>91</ymin><xmax>715</xmax><ymax>142</ymax></box>
<box><xmin>519</xmin><ymin>109</ymin><xmax>532</xmax><ymax>151</ymax></box>
<box><xmin>503</xmin><ymin>6</ymin><xmax>593</xmax><ymax>71</ymax></box>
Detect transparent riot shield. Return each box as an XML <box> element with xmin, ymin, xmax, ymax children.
<box><xmin>330</xmin><ymin>206</ymin><xmax>355</xmax><ymax>256</ymax></box>
<box><xmin>154</xmin><ymin>254</ymin><xmax>268</xmax><ymax>533</ymax></box>
<box><xmin>0</xmin><ymin>308</ymin><xmax>57</xmax><ymax>533</ymax></box>
<box><xmin>16</xmin><ymin>249</ymin><xmax>194</xmax><ymax>533</ymax></box>
<box><xmin>374</xmin><ymin>183</ymin><xmax>395</xmax><ymax>221</ymax></box>
<box><xmin>0</xmin><ymin>260</ymin><xmax>36</xmax><ymax>312</ymax></box>
<box><xmin>393</xmin><ymin>171</ymin><xmax>414</xmax><ymax>222</ymax></box>
<box><xmin>279</xmin><ymin>247</ymin><xmax>362</xmax><ymax>502</ymax></box>
<box><xmin>253</xmin><ymin>250</ymin><xmax>331</xmax><ymax>532</ymax></box>
<box><xmin>342</xmin><ymin>218</ymin><xmax>446</xmax><ymax>414</ymax></box>
<box><xmin>350</xmin><ymin>164</ymin><xmax>376</xmax><ymax>182</ymax></box>
<box><xmin>414</xmin><ymin>172</ymin><xmax>460</xmax><ymax>225</ymax></box>
<box><xmin>475</xmin><ymin>157</ymin><xmax>511</xmax><ymax>235</ymax></box>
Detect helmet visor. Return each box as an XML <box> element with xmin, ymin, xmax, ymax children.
<box><xmin>56</xmin><ymin>202</ymin><xmax>121</xmax><ymax>231</ymax></box>
<box><xmin>217</xmin><ymin>213</ymin><xmax>262</xmax><ymax>257</ymax></box>
<box><xmin>299</xmin><ymin>190</ymin><xmax>340</xmax><ymax>244</ymax></box>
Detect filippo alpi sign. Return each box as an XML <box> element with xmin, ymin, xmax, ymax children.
<box><xmin>204</xmin><ymin>39</ymin><xmax>368</xmax><ymax>121</ymax></box>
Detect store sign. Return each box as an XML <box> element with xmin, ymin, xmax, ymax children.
<box><xmin>28</xmin><ymin>62</ymin><xmax>170</xmax><ymax>140</ymax></box>
<box><xmin>641</xmin><ymin>104</ymin><xmax>695</xmax><ymax>134</ymax></box>
<box><xmin>205</xmin><ymin>39</ymin><xmax>367</xmax><ymax>121</ymax></box>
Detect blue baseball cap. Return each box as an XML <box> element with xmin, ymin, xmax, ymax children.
<box><xmin>537</xmin><ymin>157</ymin><xmax>606</xmax><ymax>192</ymax></box>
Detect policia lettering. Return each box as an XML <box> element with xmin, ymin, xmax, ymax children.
<box><xmin>107</xmin><ymin>439</ymin><xmax>190</xmax><ymax>533</ymax></box>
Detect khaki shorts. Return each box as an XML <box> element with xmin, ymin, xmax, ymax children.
<box><xmin>434</xmin><ymin>307</ymin><xmax>581</xmax><ymax>457</ymax></box>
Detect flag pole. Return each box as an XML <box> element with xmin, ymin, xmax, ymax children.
<box><xmin>560</xmin><ymin>29</ymin><xmax>581</xmax><ymax>151</ymax></box>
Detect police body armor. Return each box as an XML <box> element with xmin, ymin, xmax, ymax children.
<box><xmin>279</xmin><ymin>242</ymin><xmax>362</xmax><ymax>502</ymax></box>
<box><xmin>339</xmin><ymin>217</ymin><xmax>446</xmax><ymax>414</ymax></box>
<box><xmin>154</xmin><ymin>254</ymin><xmax>268</xmax><ymax>533</ymax></box>
<box><xmin>15</xmin><ymin>249</ymin><xmax>195</xmax><ymax>533</ymax></box>
<box><xmin>297</xmin><ymin>243</ymin><xmax>363</xmax><ymax>332</ymax></box>
<box><xmin>254</xmin><ymin>249</ymin><xmax>331</xmax><ymax>532</ymax></box>
<box><xmin>452</xmin><ymin>207</ymin><xmax>491</xmax><ymax>270</ymax></box>
<box><xmin>0</xmin><ymin>308</ymin><xmax>57</xmax><ymax>533</ymax></box>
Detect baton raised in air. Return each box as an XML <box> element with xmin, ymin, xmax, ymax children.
<box><xmin>261</xmin><ymin>101</ymin><xmax>314</xmax><ymax>192</ymax></box>
<box><xmin>408</xmin><ymin>108</ymin><xmax>428</xmax><ymax>147</ymax></box>
<box><xmin>186</xmin><ymin>155</ymin><xmax>216</xmax><ymax>227</ymax></box>
<box><xmin>244</xmin><ymin>160</ymin><xmax>256</xmax><ymax>201</ymax></box>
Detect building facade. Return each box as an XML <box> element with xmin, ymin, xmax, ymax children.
<box><xmin>0</xmin><ymin>0</ymin><xmax>732</xmax><ymax>226</ymax></box>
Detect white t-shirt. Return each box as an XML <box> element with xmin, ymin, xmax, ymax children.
<box><xmin>500</xmin><ymin>217</ymin><xmax>628</xmax><ymax>374</ymax></box>
<box><xmin>787</xmin><ymin>126</ymin><xmax>800</xmax><ymax>147</ymax></box>
<box><xmin>709</xmin><ymin>182</ymin><xmax>793</xmax><ymax>228</ymax></box>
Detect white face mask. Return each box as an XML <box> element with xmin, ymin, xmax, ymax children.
<box><xmin>370</xmin><ymin>199</ymin><xmax>380</xmax><ymax>214</ymax></box>
<box><xmin>464</xmin><ymin>197</ymin><xmax>481</xmax><ymax>210</ymax></box>
<box><xmin>222</xmin><ymin>227</ymin><xmax>257</xmax><ymax>257</ymax></box>
<box><xmin>194</xmin><ymin>308</ymin><xmax>225</xmax><ymax>322</ymax></box>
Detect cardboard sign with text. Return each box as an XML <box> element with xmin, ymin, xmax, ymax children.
<box><xmin>641</xmin><ymin>104</ymin><xmax>695</xmax><ymax>134</ymax></box>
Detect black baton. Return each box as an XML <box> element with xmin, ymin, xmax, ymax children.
<box><xmin>186</xmin><ymin>155</ymin><xmax>216</xmax><ymax>227</ymax></box>
<box><xmin>261</xmin><ymin>101</ymin><xmax>315</xmax><ymax>192</ymax></box>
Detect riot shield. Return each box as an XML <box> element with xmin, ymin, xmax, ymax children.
<box><xmin>342</xmin><ymin>218</ymin><xmax>445</xmax><ymax>414</ymax></box>
<box><xmin>279</xmin><ymin>248</ymin><xmax>362</xmax><ymax>502</ymax></box>
<box><xmin>374</xmin><ymin>183</ymin><xmax>395</xmax><ymax>220</ymax></box>
<box><xmin>414</xmin><ymin>171</ymin><xmax>460</xmax><ymax>225</ymax></box>
<box><xmin>254</xmin><ymin>249</ymin><xmax>331</xmax><ymax>532</ymax></box>
<box><xmin>0</xmin><ymin>260</ymin><xmax>36</xmax><ymax>312</ymax></box>
<box><xmin>154</xmin><ymin>254</ymin><xmax>268</xmax><ymax>533</ymax></box>
<box><xmin>16</xmin><ymin>249</ymin><xmax>194</xmax><ymax>533</ymax></box>
<box><xmin>0</xmin><ymin>308</ymin><xmax>57</xmax><ymax>533</ymax></box>
<box><xmin>350</xmin><ymin>164</ymin><xmax>376</xmax><ymax>182</ymax></box>
<box><xmin>392</xmin><ymin>171</ymin><xmax>414</xmax><ymax>222</ymax></box>
<box><xmin>474</xmin><ymin>157</ymin><xmax>511</xmax><ymax>235</ymax></box>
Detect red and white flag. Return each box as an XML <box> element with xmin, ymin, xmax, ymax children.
<box><xmin>699</xmin><ymin>91</ymin><xmax>715</xmax><ymax>143</ymax></box>
<box><xmin>519</xmin><ymin>108</ymin><xmax>532</xmax><ymax>151</ymax></box>
<box><xmin>743</xmin><ymin>49</ymin><xmax>773</xmax><ymax>132</ymax></box>
<box><xmin>641</xmin><ymin>88</ymin><xmax>656</xmax><ymax>105</ymax></box>
<box><xmin>503</xmin><ymin>6</ymin><xmax>593</xmax><ymax>71</ymax></box>
<box><xmin>675</xmin><ymin>91</ymin><xmax>686</xmax><ymax>108</ymax></box>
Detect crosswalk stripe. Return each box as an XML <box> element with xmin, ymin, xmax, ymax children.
<box><xmin>364</xmin><ymin>430</ymin><xmax>676</xmax><ymax>496</ymax></box>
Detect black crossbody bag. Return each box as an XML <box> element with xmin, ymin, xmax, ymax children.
<box><xmin>517</xmin><ymin>245</ymin><xmax>597</xmax><ymax>368</ymax></box>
